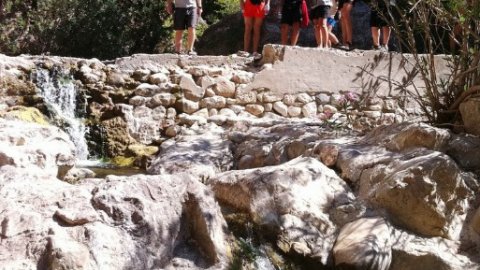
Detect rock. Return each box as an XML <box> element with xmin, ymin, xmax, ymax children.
<box><xmin>312</xmin><ymin>143</ymin><xmax>339</xmax><ymax>167</ymax></box>
<box><xmin>282</xmin><ymin>94</ymin><xmax>296</xmax><ymax>106</ymax></box>
<box><xmin>273</xmin><ymin>101</ymin><xmax>288</xmax><ymax>117</ymax></box>
<box><xmin>132</xmin><ymin>68</ymin><xmax>151</xmax><ymax>81</ymax></box>
<box><xmin>129</xmin><ymin>96</ymin><xmax>147</xmax><ymax>106</ymax></box>
<box><xmin>127</xmin><ymin>144</ymin><xmax>158</xmax><ymax>157</ymax></box>
<box><xmin>106</xmin><ymin>71</ymin><xmax>128</xmax><ymax>86</ymax></box>
<box><xmin>302</xmin><ymin>102</ymin><xmax>317</xmax><ymax>118</ymax></box>
<box><xmin>149</xmin><ymin>93</ymin><xmax>176</xmax><ymax>107</ymax></box>
<box><xmin>446</xmin><ymin>134</ymin><xmax>480</xmax><ymax>173</ymax></box>
<box><xmin>148</xmin><ymin>72</ymin><xmax>169</xmax><ymax>84</ymax></box>
<box><xmin>460</xmin><ymin>98</ymin><xmax>480</xmax><ymax>136</ymax></box>
<box><xmin>178</xmin><ymin>114</ymin><xmax>207</xmax><ymax>126</ymax></box>
<box><xmin>180</xmin><ymin>74</ymin><xmax>205</xmax><ymax>101</ymax></box>
<box><xmin>148</xmin><ymin>124</ymin><xmax>232</xmax><ymax>180</ymax></box>
<box><xmin>1</xmin><ymin>106</ymin><xmax>49</xmax><ymax>125</ymax></box>
<box><xmin>134</xmin><ymin>83</ymin><xmax>162</xmax><ymax>97</ymax></box>
<box><xmin>333</xmin><ymin>217</ymin><xmax>392</xmax><ymax>270</ymax></box>
<box><xmin>77</xmin><ymin>65</ymin><xmax>105</xmax><ymax>84</ymax></box>
<box><xmin>316</xmin><ymin>93</ymin><xmax>331</xmax><ymax>104</ymax></box>
<box><xmin>48</xmin><ymin>236</ymin><xmax>93</xmax><ymax>270</ymax></box>
<box><xmin>219</xmin><ymin>108</ymin><xmax>237</xmax><ymax>118</ymax></box>
<box><xmin>231</xmin><ymin>71</ymin><xmax>253</xmax><ymax>84</ymax></box>
<box><xmin>101</xmin><ymin>116</ymin><xmax>137</xmax><ymax>156</ymax></box>
<box><xmin>245</xmin><ymin>104</ymin><xmax>264</xmax><ymax>116</ymax></box>
<box><xmin>212</xmin><ymin>77</ymin><xmax>236</xmax><ymax>98</ymax></box>
<box><xmin>360</xmin><ymin>150</ymin><xmax>471</xmax><ymax>238</ymax></box>
<box><xmin>63</xmin><ymin>167</ymin><xmax>96</xmax><ymax>184</ymax></box>
<box><xmin>208</xmin><ymin>157</ymin><xmax>356</xmax><ymax>265</ymax></box>
<box><xmin>287</xmin><ymin>106</ymin><xmax>302</xmax><ymax>117</ymax></box>
<box><xmin>200</xmin><ymin>96</ymin><xmax>227</xmax><ymax>109</ymax></box>
<box><xmin>175</xmin><ymin>98</ymin><xmax>200</xmax><ymax>114</ymax></box>
<box><xmin>262</xmin><ymin>93</ymin><xmax>283</xmax><ymax>103</ymax></box>
<box><xmin>296</xmin><ymin>93</ymin><xmax>313</xmax><ymax>104</ymax></box>
<box><xmin>235</xmin><ymin>87</ymin><xmax>257</xmax><ymax>104</ymax></box>
<box><xmin>323</xmin><ymin>104</ymin><xmax>338</xmax><ymax>114</ymax></box>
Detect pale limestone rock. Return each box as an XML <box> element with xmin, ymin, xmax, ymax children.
<box><xmin>317</xmin><ymin>104</ymin><xmax>324</xmax><ymax>112</ymax></box>
<box><xmin>148</xmin><ymin>124</ymin><xmax>232</xmax><ymax>180</ymax></box>
<box><xmin>193</xmin><ymin>108</ymin><xmax>210</xmax><ymax>118</ymax></box>
<box><xmin>235</xmin><ymin>86</ymin><xmax>257</xmax><ymax>104</ymax></box>
<box><xmin>152</xmin><ymin>106</ymin><xmax>167</xmax><ymax>120</ymax></box>
<box><xmin>296</xmin><ymin>93</ymin><xmax>313</xmax><ymax>104</ymax></box>
<box><xmin>166</xmin><ymin>107</ymin><xmax>176</xmax><ymax>119</ymax></box>
<box><xmin>106</xmin><ymin>71</ymin><xmax>128</xmax><ymax>86</ymax></box>
<box><xmin>208</xmin><ymin>157</ymin><xmax>356</xmax><ymax>265</ymax></box>
<box><xmin>200</xmin><ymin>96</ymin><xmax>227</xmax><ymax>109</ymax></box>
<box><xmin>312</xmin><ymin>143</ymin><xmax>339</xmax><ymax>167</ymax></box>
<box><xmin>187</xmin><ymin>66</ymin><xmax>207</xmax><ymax>77</ymax></box>
<box><xmin>201</xmin><ymin>75</ymin><xmax>216</xmax><ymax>90</ymax></box>
<box><xmin>359</xmin><ymin>150</ymin><xmax>470</xmax><ymax>238</ymax></box>
<box><xmin>149</xmin><ymin>93</ymin><xmax>176</xmax><ymax>107</ymax></box>
<box><xmin>245</xmin><ymin>104</ymin><xmax>264</xmax><ymax>116</ymax></box>
<box><xmin>273</xmin><ymin>101</ymin><xmax>288</xmax><ymax>117</ymax></box>
<box><xmin>209</xmin><ymin>108</ymin><xmax>218</xmax><ymax>116</ymax></box>
<box><xmin>178</xmin><ymin>114</ymin><xmax>208</xmax><ymax>126</ymax></box>
<box><xmin>164</xmin><ymin>125</ymin><xmax>179</xmax><ymax>137</ymax></box>
<box><xmin>283</xmin><ymin>94</ymin><xmax>296</xmax><ymax>106</ymax></box>
<box><xmin>176</xmin><ymin>98</ymin><xmax>199</xmax><ymax>114</ymax></box>
<box><xmin>333</xmin><ymin>217</ymin><xmax>392</xmax><ymax>270</ymax></box>
<box><xmin>226</xmin><ymin>98</ymin><xmax>236</xmax><ymax>105</ymax></box>
<box><xmin>316</xmin><ymin>93</ymin><xmax>331</xmax><ymax>104</ymax></box>
<box><xmin>368</xmin><ymin>104</ymin><xmax>383</xmax><ymax>111</ymax></box>
<box><xmin>212</xmin><ymin>77</ymin><xmax>236</xmax><ymax>98</ymax></box>
<box><xmin>459</xmin><ymin>98</ymin><xmax>480</xmax><ymax>136</ymax></box>
<box><xmin>148</xmin><ymin>72</ymin><xmax>169</xmax><ymax>84</ymax></box>
<box><xmin>330</xmin><ymin>94</ymin><xmax>345</xmax><ymax>108</ymax></box>
<box><xmin>379</xmin><ymin>113</ymin><xmax>396</xmax><ymax>125</ymax></box>
<box><xmin>383</xmin><ymin>98</ymin><xmax>398</xmax><ymax>112</ymax></box>
<box><xmin>134</xmin><ymin>83</ymin><xmax>162</xmax><ymax>97</ymax></box>
<box><xmin>262</xmin><ymin>93</ymin><xmax>282</xmax><ymax>103</ymax></box>
<box><xmin>78</xmin><ymin>65</ymin><xmax>105</xmax><ymax>84</ymax></box>
<box><xmin>231</xmin><ymin>70</ymin><xmax>253</xmax><ymax>84</ymax></box>
<box><xmin>302</xmin><ymin>102</ymin><xmax>317</xmax><ymax>117</ymax></box>
<box><xmin>129</xmin><ymin>96</ymin><xmax>147</xmax><ymax>106</ymax></box>
<box><xmin>264</xmin><ymin>103</ymin><xmax>273</xmax><ymax>112</ymax></box>
<box><xmin>287</xmin><ymin>106</ymin><xmax>302</xmax><ymax>117</ymax></box>
<box><xmin>205</xmin><ymin>87</ymin><xmax>216</xmax><ymax>97</ymax></box>
<box><xmin>180</xmin><ymin>74</ymin><xmax>205</xmax><ymax>101</ymax></box>
<box><xmin>48</xmin><ymin>236</ymin><xmax>93</xmax><ymax>270</ymax></box>
<box><xmin>219</xmin><ymin>108</ymin><xmax>237</xmax><ymax>118</ymax></box>
<box><xmin>132</xmin><ymin>68</ymin><xmax>151</xmax><ymax>81</ymax></box>
<box><xmin>364</xmin><ymin>110</ymin><xmax>382</xmax><ymax>118</ymax></box>
<box><xmin>323</xmin><ymin>104</ymin><xmax>338</xmax><ymax>114</ymax></box>
<box><xmin>228</xmin><ymin>105</ymin><xmax>245</xmax><ymax>114</ymax></box>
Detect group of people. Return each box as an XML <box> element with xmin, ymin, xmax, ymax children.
<box><xmin>166</xmin><ymin>0</ymin><xmax>395</xmax><ymax>56</ymax></box>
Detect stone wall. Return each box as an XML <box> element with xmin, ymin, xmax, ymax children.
<box><xmin>0</xmin><ymin>47</ymin><xmax>449</xmax><ymax>159</ymax></box>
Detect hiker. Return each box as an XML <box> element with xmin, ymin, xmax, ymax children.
<box><xmin>310</xmin><ymin>0</ymin><xmax>332</xmax><ymax>48</ymax></box>
<box><xmin>241</xmin><ymin>0</ymin><xmax>270</xmax><ymax>58</ymax></box>
<box><xmin>166</xmin><ymin>0</ymin><xmax>202</xmax><ymax>55</ymax></box>
<box><xmin>338</xmin><ymin>0</ymin><xmax>354</xmax><ymax>50</ymax></box>
<box><xmin>280</xmin><ymin>0</ymin><xmax>302</xmax><ymax>45</ymax></box>
<box><xmin>327</xmin><ymin>0</ymin><xmax>341</xmax><ymax>47</ymax></box>
<box><xmin>370</xmin><ymin>0</ymin><xmax>396</xmax><ymax>52</ymax></box>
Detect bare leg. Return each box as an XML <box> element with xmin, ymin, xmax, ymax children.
<box><xmin>281</xmin><ymin>24</ymin><xmax>289</xmax><ymax>45</ymax></box>
<box><xmin>187</xmin><ymin>27</ymin><xmax>196</xmax><ymax>52</ymax></box>
<box><xmin>253</xmin><ymin>17</ymin><xmax>263</xmax><ymax>52</ymax></box>
<box><xmin>328</xmin><ymin>26</ymin><xmax>339</xmax><ymax>46</ymax></box>
<box><xmin>371</xmin><ymin>27</ymin><xmax>380</xmax><ymax>47</ymax></box>
<box><xmin>290</xmin><ymin>22</ymin><xmax>300</xmax><ymax>45</ymax></box>
<box><xmin>319</xmin><ymin>18</ymin><xmax>329</xmax><ymax>47</ymax></box>
<box><xmin>244</xmin><ymin>17</ymin><xmax>254</xmax><ymax>52</ymax></box>
<box><xmin>381</xmin><ymin>26</ymin><xmax>391</xmax><ymax>47</ymax></box>
<box><xmin>313</xmin><ymin>19</ymin><xmax>321</xmax><ymax>46</ymax></box>
<box><xmin>340</xmin><ymin>3</ymin><xmax>353</xmax><ymax>45</ymax></box>
<box><xmin>174</xmin><ymin>30</ymin><xmax>184</xmax><ymax>53</ymax></box>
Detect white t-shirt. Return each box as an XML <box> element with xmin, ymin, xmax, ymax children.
<box><xmin>175</xmin><ymin>0</ymin><xmax>196</xmax><ymax>8</ymax></box>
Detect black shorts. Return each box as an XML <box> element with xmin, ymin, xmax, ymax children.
<box><xmin>310</xmin><ymin>5</ymin><xmax>330</xmax><ymax>20</ymax></box>
<box><xmin>281</xmin><ymin>0</ymin><xmax>302</xmax><ymax>25</ymax></box>
<box><xmin>338</xmin><ymin>0</ymin><xmax>353</xmax><ymax>10</ymax></box>
<box><xmin>173</xmin><ymin>7</ymin><xmax>198</xmax><ymax>30</ymax></box>
<box><xmin>370</xmin><ymin>6</ymin><xmax>389</xmax><ymax>27</ymax></box>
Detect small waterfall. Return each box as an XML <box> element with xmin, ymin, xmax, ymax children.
<box><xmin>33</xmin><ymin>68</ymin><xmax>90</xmax><ymax>161</ymax></box>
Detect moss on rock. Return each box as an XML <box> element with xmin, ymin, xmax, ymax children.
<box><xmin>1</xmin><ymin>106</ymin><xmax>49</xmax><ymax>125</ymax></box>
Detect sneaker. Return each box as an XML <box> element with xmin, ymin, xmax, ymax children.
<box><xmin>380</xmin><ymin>45</ymin><xmax>389</xmax><ymax>52</ymax></box>
<box><xmin>237</xmin><ymin>50</ymin><xmax>250</xmax><ymax>57</ymax></box>
<box><xmin>372</xmin><ymin>45</ymin><xmax>380</xmax><ymax>50</ymax></box>
<box><xmin>252</xmin><ymin>52</ymin><xmax>262</xmax><ymax>61</ymax></box>
<box><xmin>332</xmin><ymin>43</ymin><xmax>342</xmax><ymax>49</ymax></box>
<box><xmin>187</xmin><ymin>50</ymin><xmax>197</xmax><ymax>55</ymax></box>
<box><xmin>338</xmin><ymin>43</ymin><xmax>350</xmax><ymax>51</ymax></box>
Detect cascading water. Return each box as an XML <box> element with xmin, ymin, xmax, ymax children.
<box><xmin>33</xmin><ymin>67</ymin><xmax>90</xmax><ymax>161</ymax></box>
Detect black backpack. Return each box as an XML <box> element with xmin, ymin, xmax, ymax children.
<box><xmin>250</xmin><ymin>0</ymin><xmax>263</xmax><ymax>5</ymax></box>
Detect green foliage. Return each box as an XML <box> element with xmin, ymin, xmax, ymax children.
<box><xmin>0</xmin><ymin>0</ymin><xmax>172</xmax><ymax>59</ymax></box>
<box><xmin>202</xmin><ymin>0</ymin><xmax>240</xmax><ymax>24</ymax></box>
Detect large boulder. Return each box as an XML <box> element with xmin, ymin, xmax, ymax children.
<box><xmin>207</xmin><ymin>157</ymin><xmax>360</xmax><ymax>265</ymax></box>
<box><xmin>359</xmin><ymin>150</ymin><xmax>471</xmax><ymax>238</ymax></box>
<box><xmin>333</xmin><ymin>217</ymin><xmax>392</xmax><ymax>270</ymax></box>
<box><xmin>0</xmin><ymin>119</ymin><xmax>75</xmax><ymax>179</ymax></box>
<box><xmin>147</xmin><ymin>123</ymin><xmax>233</xmax><ymax>180</ymax></box>
<box><xmin>0</xmin><ymin>167</ymin><xmax>230</xmax><ymax>269</ymax></box>
<box><xmin>459</xmin><ymin>97</ymin><xmax>480</xmax><ymax>137</ymax></box>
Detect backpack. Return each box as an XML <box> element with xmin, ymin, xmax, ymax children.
<box><xmin>300</xmin><ymin>0</ymin><xmax>310</xmax><ymax>28</ymax></box>
<box><xmin>250</xmin><ymin>0</ymin><xmax>263</xmax><ymax>5</ymax></box>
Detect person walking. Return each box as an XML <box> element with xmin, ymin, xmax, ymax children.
<box><xmin>280</xmin><ymin>0</ymin><xmax>302</xmax><ymax>46</ymax></box>
<box><xmin>338</xmin><ymin>0</ymin><xmax>354</xmax><ymax>50</ymax></box>
<box><xmin>310</xmin><ymin>0</ymin><xmax>332</xmax><ymax>48</ymax></box>
<box><xmin>166</xmin><ymin>0</ymin><xmax>202</xmax><ymax>55</ymax></box>
<box><xmin>241</xmin><ymin>0</ymin><xmax>270</xmax><ymax>58</ymax></box>
<box><xmin>370</xmin><ymin>0</ymin><xmax>395</xmax><ymax>52</ymax></box>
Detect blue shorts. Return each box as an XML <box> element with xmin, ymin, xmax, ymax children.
<box><xmin>327</xmin><ymin>17</ymin><xmax>336</xmax><ymax>27</ymax></box>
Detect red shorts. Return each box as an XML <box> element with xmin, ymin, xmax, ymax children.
<box><xmin>244</xmin><ymin>0</ymin><xmax>265</xmax><ymax>18</ymax></box>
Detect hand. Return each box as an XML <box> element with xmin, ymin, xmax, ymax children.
<box><xmin>197</xmin><ymin>6</ymin><xmax>202</xmax><ymax>15</ymax></box>
<box><xmin>166</xmin><ymin>3</ymin><xmax>173</xmax><ymax>15</ymax></box>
